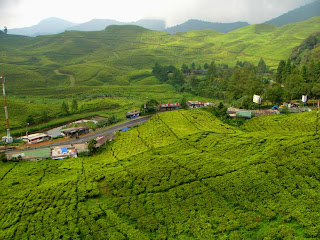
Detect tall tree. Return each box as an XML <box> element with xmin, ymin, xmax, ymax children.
<box><xmin>61</xmin><ymin>101</ymin><xmax>69</xmax><ymax>115</ymax></box>
<box><xmin>191</xmin><ymin>62</ymin><xmax>196</xmax><ymax>70</ymax></box>
<box><xmin>276</xmin><ymin>60</ymin><xmax>286</xmax><ymax>83</ymax></box>
<box><xmin>72</xmin><ymin>99</ymin><xmax>78</xmax><ymax>113</ymax></box>
<box><xmin>257</xmin><ymin>58</ymin><xmax>267</xmax><ymax>74</ymax></box>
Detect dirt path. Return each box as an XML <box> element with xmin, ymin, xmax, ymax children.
<box><xmin>54</xmin><ymin>69</ymin><xmax>75</xmax><ymax>87</ymax></box>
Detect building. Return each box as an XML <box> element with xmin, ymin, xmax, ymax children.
<box><xmin>187</xmin><ymin>101</ymin><xmax>205</xmax><ymax>109</ymax></box>
<box><xmin>61</xmin><ymin>127</ymin><xmax>89</xmax><ymax>138</ymax></box>
<box><xmin>95</xmin><ymin>136</ymin><xmax>108</xmax><ymax>148</ymax></box>
<box><xmin>158</xmin><ymin>103</ymin><xmax>180</xmax><ymax>111</ymax></box>
<box><xmin>126</xmin><ymin>110</ymin><xmax>140</xmax><ymax>119</ymax></box>
<box><xmin>51</xmin><ymin>146</ymin><xmax>77</xmax><ymax>160</ymax></box>
<box><xmin>21</xmin><ymin>133</ymin><xmax>51</xmax><ymax>144</ymax></box>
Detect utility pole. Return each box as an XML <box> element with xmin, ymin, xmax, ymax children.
<box><xmin>1</xmin><ymin>72</ymin><xmax>13</xmax><ymax>143</ymax></box>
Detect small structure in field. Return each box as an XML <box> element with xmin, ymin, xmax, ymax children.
<box><xmin>22</xmin><ymin>133</ymin><xmax>51</xmax><ymax>144</ymax></box>
<box><xmin>236</xmin><ymin>110</ymin><xmax>253</xmax><ymax>119</ymax></box>
<box><xmin>126</xmin><ymin>110</ymin><xmax>140</xmax><ymax>119</ymax></box>
<box><xmin>158</xmin><ymin>103</ymin><xmax>180</xmax><ymax>111</ymax></box>
<box><xmin>61</xmin><ymin>127</ymin><xmax>89</xmax><ymax>138</ymax></box>
<box><xmin>187</xmin><ymin>101</ymin><xmax>204</xmax><ymax>108</ymax></box>
<box><xmin>120</xmin><ymin>127</ymin><xmax>130</xmax><ymax>132</ymax></box>
<box><xmin>95</xmin><ymin>136</ymin><xmax>108</xmax><ymax>148</ymax></box>
<box><xmin>51</xmin><ymin>146</ymin><xmax>77</xmax><ymax>160</ymax></box>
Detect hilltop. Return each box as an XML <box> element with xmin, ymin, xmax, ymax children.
<box><xmin>1</xmin><ymin>109</ymin><xmax>320</xmax><ymax>239</ymax></box>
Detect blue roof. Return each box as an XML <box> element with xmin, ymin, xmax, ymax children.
<box><xmin>61</xmin><ymin>148</ymin><xmax>68</xmax><ymax>153</ymax></box>
<box><xmin>120</xmin><ymin>127</ymin><xmax>130</xmax><ymax>132</ymax></box>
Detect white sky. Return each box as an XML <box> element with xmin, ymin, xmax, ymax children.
<box><xmin>0</xmin><ymin>0</ymin><xmax>316</xmax><ymax>28</ymax></box>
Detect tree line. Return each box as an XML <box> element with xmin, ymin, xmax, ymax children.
<box><xmin>152</xmin><ymin>56</ymin><xmax>320</xmax><ymax>109</ymax></box>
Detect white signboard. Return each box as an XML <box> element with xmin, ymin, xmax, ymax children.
<box><xmin>302</xmin><ymin>95</ymin><xmax>308</xmax><ymax>103</ymax></box>
<box><xmin>253</xmin><ymin>95</ymin><xmax>262</xmax><ymax>105</ymax></box>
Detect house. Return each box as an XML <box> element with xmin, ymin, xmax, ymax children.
<box><xmin>61</xmin><ymin>127</ymin><xmax>89</xmax><ymax>138</ymax></box>
<box><xmin>21</xmin><ymin>133</ymin><xmax>51</xmax><ymax>144</ymax></box>
<box><xmin>51</xmin><ymin>146</ymin><xmax>77</xmax><ymax>160</ymax></box>
<box><xmin>158</xmin><ymin>103</ymin><xmax>180</xmax><ymax>111</ymax></box>
<box><xmin>126</xmin><ymin>110</ymin><xmax>140</xmax><ymax>119</ymax></box>
<box><xmin>187</xmin><ymin>101</ymin><xmax>205</xmax><ymax>109</ymax></box>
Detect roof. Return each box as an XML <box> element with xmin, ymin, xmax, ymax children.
<box><xmin>159</xmin><ymin>103</ymin><xmax>180</xmax><ymax>107</ymax></box>
<box><xmin>22</xmin><ymin>133</ymin><xmax>49</xmax><ymax>140</ymax></box>
<box><xmin>236</xmin><ymin>110</ymin><xmax>252</xmax><ymax>118</ymax></box>
<box><xmin>120</xmin><ymin>127</ymin><xmax>130</xmax><ymax>132</ymax></box>
<box><xmin>126</xmin><ymin>110</ymin><xmax>140</xmax><ymax>115</ymax></box>
<box><xmin>187</xmin><ymin>101</ymin><xmax>204</xmax><ymax>105</ymax></box>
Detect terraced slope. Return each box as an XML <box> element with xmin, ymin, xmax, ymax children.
<box><xmin>1</xmin><ymin>109</ymin><xmax>320</xmax><ymax>239</ymax></box>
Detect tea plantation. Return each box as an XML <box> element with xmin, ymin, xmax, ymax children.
<box><xmin>0</xmin><ymin>17</ymin><xmax>319</xmax><ymax>135</ymax></box>
<box><xmin>1</xmin><ymin>109</ymin><xmax>320</xmax><ymax>239</ymax></box>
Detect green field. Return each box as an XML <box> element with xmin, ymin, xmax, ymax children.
<box><xmin>1</xmin><ymin>109</ymin><xmax>320</xmax><ymax>239</ymax></box>
<box><xmin>0</xmin><ymin>17</ymin><xmax>319</xmax><ymax>135</ymax></box>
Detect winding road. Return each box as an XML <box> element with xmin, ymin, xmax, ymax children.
<box><xmin>54</xmin><ymin>70</ymin><xmax>75</xmax><ymax>87</ymax></box>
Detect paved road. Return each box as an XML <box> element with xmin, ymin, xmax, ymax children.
<box><xmin>7</xmin><ymin>115</ymin><xmax>152</xmax><ymax>154</ymax></box>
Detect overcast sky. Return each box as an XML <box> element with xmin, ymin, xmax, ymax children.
<box><xmin>0</xmin><ymin>0</ymin><xmax>316</xmax><ymax>28</ymax></box>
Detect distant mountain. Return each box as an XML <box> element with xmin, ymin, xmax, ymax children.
<box><xmin>68</xmin><ymin>19</ymin><xmax>166</xmax><ymax>32</ymax></box>
<box><xmin>133</xmin><ymin>19</ymin><xmax>166</xmax><ymax>31</ymax></box>
<box><xmin>265</xmin><ymin>0</ymin><xmax>320</xmax><ymax>26</ymax></box>
<box><xmin>67</xmin><ymin>19</ymin><xmax>123</xmax><ymax>31</ymax></box>
<box><xmin>9</xmin><ymin>17</ymin><xmax>77</xmax><ymax>36</ymax></box>
<box><xmin>165</xmin><ymin>19</ymin><xmax>249</xmax><ymax>34</ymax></box>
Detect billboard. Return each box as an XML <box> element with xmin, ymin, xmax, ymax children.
<box><xmin>302</xmin><ymin>95</ymin><xmax>308</xmax><ymax>103</ymax></box>
<box><xmin>253</xmin><ymin>95</ymin><xmax>262</xmax><ymax>105</ymax></box>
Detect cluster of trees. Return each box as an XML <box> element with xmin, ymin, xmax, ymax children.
<box><xmin>153</xmin><ymin>59</ymin><xmax>269</xmax><ymax>108</ymax></box>
<box><xmin>153</xmin><ymin>55</ymin><xmax>319</xmax><ymax>108</ymax></box>
<box><xmin>60</xmin><ymin>99</ymin><xmax>79</xmax><ymax>116</ymax></box>
<box><xmin>96</xmin><ymin>115</ymin><xmax>120</xmax><ymax>128</ymax></box>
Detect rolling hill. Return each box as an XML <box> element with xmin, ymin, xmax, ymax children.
<box><xmin>1</xmin><ymin>109</ymin><xmax>320</xmax><ymax>239</ymax></box>
<box><xmin>0</xmin><ymin>17</ymin><xmax>319</xmax><ymax>135</ymax></box>
<box><xmin>265</xmin><ymin>0</ymin><xmax>320</xmax><ymax>26</ymax></box>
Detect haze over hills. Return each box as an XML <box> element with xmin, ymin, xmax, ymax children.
<box><xmin>9</xmin><ymin>18</ymin><xmax>166</xmax><ymax>36</ymax></box>
<box><xmin>67</xmin><ymin>19</ymin><xmax>166</xmax><ymax>32</ymax></box>
<box><xmin>9</xmin><ymin>17</ymin><xmax>78</xmax><ymax>37</ymax></box>
<box><xmin>265</xmin><ymin>0</ymin><xmax>320</xmax><ymax>26</ymax></box>
<box><xmin>7</xmin><ymin>1</ymin><xmax>320</xmax><ymax>37</ymax></box>
<box><xmin>166</xmin><ymin>20</ymin><xmax>249</xmax><ymax>34</ymax></box>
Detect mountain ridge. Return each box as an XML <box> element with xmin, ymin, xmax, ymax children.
<box><xmin>265</xmin><ymin>0</ymin><xmax>320</xmax><ymax>26</ymax></box>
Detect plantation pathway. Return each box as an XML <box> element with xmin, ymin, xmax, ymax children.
<box><xmin>54</xmin><ymin>69</ymin><xmax>76</xmax><ymax>87</ymax></box>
